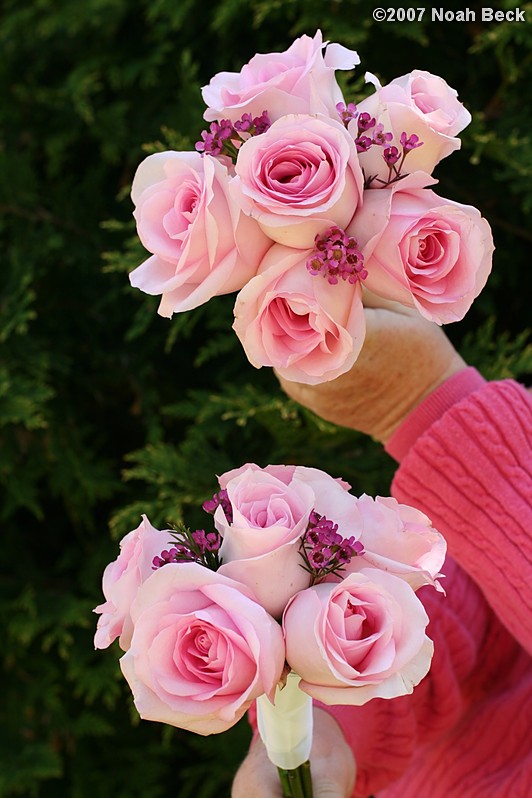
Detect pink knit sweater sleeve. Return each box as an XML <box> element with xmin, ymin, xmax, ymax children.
<box><xmin>247</xmin><ymin>372</ymin><xmax>532</xmax><ymax>796</ymax></box>
<box><xmin>322</xmin><ymin>369</ymin><xmax>532</xmax><ymax>796</ymax></box>
<box><xmin>385</xmin><ymin>367</ymin><xmax>532</xmax><ymax>655</ymax></box>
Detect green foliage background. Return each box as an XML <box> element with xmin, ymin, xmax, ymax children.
<box><xmin>1</xmin><ymin>0</ymin><xmax>530</xmax><ymax>795</ymax></box>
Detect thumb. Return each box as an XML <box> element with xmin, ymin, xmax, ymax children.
<box><xmin>309</xmin><ymin>709</ymin><xmax>357</xmax><ymax>798</ymax></box>
<box><xmin>314</xmin><ymin>779</ymin><xmax>351</xmax><ymax>798</ymax></box>
<box><xmin>310</xmin><ymin>761</ymin><xmax>356</xmax><ymax>798</ymax></box>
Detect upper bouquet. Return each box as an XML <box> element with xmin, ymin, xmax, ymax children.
<box><xmin>94</xmin><ymin>462</ymin><xmax>446</xmax><ymax>796</ymax></box>
<box><xmin>129</xmin><ymin>31</ymin><xmax>493</xmax><ymax>384</ymax></box>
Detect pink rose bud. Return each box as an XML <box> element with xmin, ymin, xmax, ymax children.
<box><xmin>93</xmin><ymin>516</ymin><xmax>173</xmax><ymax>651</ymax></box>
<box><xmin>353</xmin><ymin>70</ymin><xmax>471</xmax><ymax>183</ymax></box>
<box><xmin>201</xmin><ymin>30</ymin><xmax>360</xmax><ymax>124</ymax></box>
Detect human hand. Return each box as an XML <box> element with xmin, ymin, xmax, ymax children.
<box><xmin>277</xmin><ymin>291</ymin><xmax>465</xmax><ymax>443</ymax></box>
<box><xmin>231</xmin><ymin>708</ymin><xmax>356</xmax><ymax>798</ymax></box>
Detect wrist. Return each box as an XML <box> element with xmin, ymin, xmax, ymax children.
<box><xmin>372</xmin><ymin>352</ymin><xmax>467</xmax><ymax>444</ymax></box>
<box><xmin>385</xmin><ymin>366</ymin><xmax>486</xmax><ymax>460</ymax></box>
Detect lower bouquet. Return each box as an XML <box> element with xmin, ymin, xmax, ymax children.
<box><xmin>94</xmin><ymin>463</ymin><xmax>446</xmax><ymax>798</ymax></box>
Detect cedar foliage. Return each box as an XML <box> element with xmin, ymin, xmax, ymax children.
<box><xmin>1</xmin><ymin>0</ymin><xmax>530</xmax><ymax>795</ymax></box>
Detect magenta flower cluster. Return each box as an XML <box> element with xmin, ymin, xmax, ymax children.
<box><xmin>195</xmin><ymin>111</ymin><xmax>271</xmax><ymax>160</ymax></box>
<box><xmin>383</xmin><ymin>132</ymin><xmax>423</xmax><ymax>167</ymax></box>
<box><xmin>300</xmin><ymin>510</ymin><xmax>364</xmax><ymax>584</ymax></box>
<box><xmin>152</xmin><ymin>526</ymin><xmax>222</xmax><ymax>571</ymax></box>
<box><xmin>154</xmin><ymin>490</ymin><xmax>364</xmax><ymax>585</ymax></box>
<box><xmin>337</xmin><ymin>101</ymin><xmax>425</xmax><ymax>188</ymax></box>
<box><xmin>152</xmin><ymin>546</ymin><xmax>186</xmax><ymax>569</ymax></box>
<box><xmin>336</xmin><ymin>102</ymin><xmax>393</xmax><ymax>153</ymax></box>
<box><xmin>306</xmin><ymin>226</ymin><xmax>368</xmax><ymax>285</ymax></box>
<box><xmin>373</xmin><ymin>131</ymin><xmax>424</xmax><ymax>187</ymax></box>
<box><xmin>203</xmin><ymin>488</ymin><xmax>234</xmax><ymax>523</ymax></box>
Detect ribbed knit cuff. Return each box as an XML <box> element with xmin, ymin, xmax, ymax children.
<box><xmin>385</xmin><ymin>367</ymin><xmax>486</xmax><ymax>462</ymax></box>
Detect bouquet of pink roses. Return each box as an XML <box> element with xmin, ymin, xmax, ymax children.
<box><xmin>94</xmin><ymin>463</ymin><xmax>446</xmax><ymax>797</ymax></box>
<box><xmin>128</xmin><ymin>31</ymin><xmax>493</xmax><ymax>385</ymax></box>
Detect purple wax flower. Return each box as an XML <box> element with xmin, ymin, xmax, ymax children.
<box><xmin>252</xmin><ymin>110</ymin><xmax>271</xmax><ymax>135</ymax></box>
<box><xmin>308</xmin><ymin>546</ymin><xmax>334</xmax><ymax>569</ymax></box>
<box><xmin>400</xmin><ymin>132</ymin><xmax>423</xmax><ymax>151</ymax></box>
<box><xmin>355</xmin><ymin>135</ymin><xmax>373</xmax><ymax>153</ymax></box>
<box><xmin>195</xmin><ymin>119</ymin><xmax>235</xmax><ymax>156</ymax></box>
<box><xmin>192</xmin><ymin>528</ymin><xmax>221</xmax><ymax>553</ymax></box>
<box><xmin>336</xmin><ymin>101</ymin><xmax>358</xmax><ymax>126</ymax></box>
<box><xmin>202</xmin><ymin>488</ymin><xmax>233</xmax><ymax>523</ymax></box>
<box><xmin>152</xmin><ymin>545</ymin><xmax>192</xmax><ymax>569</ymax></box>
<box><xmin>383</xmin><ymin>145</ymin><xmax>401</xmax><ymax>165</ymax></box>
<box><xmin>357</xmin><ymin>112</ymin><xmax>376</xmax><ymax>132</ymax></box>
<box><xmin>306</xmin><ymin>226</ymin><xmax>368</xmax><ymax>286</ymax></box>
<box><xmin>300</xmin><ymin>508</ymin><xmax>365</xmax><ymax>583</ymax></box>
<box><xmin>234</xmin><ymin>113</ymin><xmax>254</xmax><ymax>133</ymax></box>
<box><xmin>372</xmin><ymin>124</ymin><xmax>393</xmax><ymax>146</ymax></box>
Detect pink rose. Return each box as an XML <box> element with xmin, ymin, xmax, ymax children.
<box><xmin>213</xmin><ymin>464</ymin><xmax>362</xmax><ymax>616</ymax></box>
<box><xmin>214</xmin><ymin>464</ymin><xmax>316</xmax><ymax>617</ymax></box>
<box><xmin>218</xmin><ymin>463</ymin><xmax>359</xmax><ymax>522</ymax></box>
<box><xmin>283</xmin><ymin>568</ymin><xmax>434</xmax><ymax>705</ymax></box>
<box><xmin>120</xmin><ymin>563</ymin><xmax>285</xmax><ymax>734</ymax></box>
<box><xmin>233</xmin><ymin>114</ymin><xmax>364</xmax><ymax>247</ymax></box>
<box><xmin>129</xmin><ymin>151</ymin><xmax>270</xmax><ymax>316</ymax></box>
<box><xmin>233</xmin><ymin>244</ymin><xmax>366</xmax><ymax>384</ymax></box>
<box><xmin>291</xmin><ymin>465</ymin><xmax>362</xmax><ymax>541</ymax></box>
<box><xmin>202</xmin><ymin>30</ymin><xmax>359</xmax><ymax>124</ymax></box>
<box><xmin>354</xmin><ymin>70</ymin><xmax>471</xmax><ymax>184</ymax></box>
<box><xmin>93</xmin><ymin>516</ymin><xmax>172</xmax><ymax>651</ymax></box>
<box><xmin>348</xmin><ymin>173</ymin><xmax>493</xmax><ymax>323</ymax></box>
<box><xmin>346</xmin><ymin>495</ymin><xmax>446</xmax><ymax>591</ymax></box>
<box><xmin>214</xmin><ymin>463</ymin><xmax>363</xmax><ymax>616</ymax></box>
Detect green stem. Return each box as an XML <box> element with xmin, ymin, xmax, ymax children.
<box><xmin>277</xmin><ymin>767</ymin><xmax>293</xmax><ymax>798</ymax></box>
<box><xmin>277</xmin><ymin>763</ymin><xmax>313</xmax><ymax>798</ymax></box>
<box><xmin>287</xmin><ymin>767</ymin><xmax>305</xmax><ymax>798</ymax></box>
<box><xmin>299</xmin><ymin>761</ymin><xmax>313</xmax><ymax>797</ymax></box>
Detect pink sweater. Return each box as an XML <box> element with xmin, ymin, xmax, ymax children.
<box><xmin>326</xmin><ymin>369</ymin><xmax>532</xmax><ymax>797</ymax></box>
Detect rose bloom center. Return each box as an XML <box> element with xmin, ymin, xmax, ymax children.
<box><xmin>163</xmin><ymin>178</ymin><xmax>201</xmax><ymax>240</ymax></box>
<box><xmin>177</xmin><ymin>622</ymin><xmax>226</xmax><ymax>681</ymax></box>
<box><xmin>237</xmin><ymin>486</ymin><xmax>302</xmax><ymax>529</ymax></box>
<box><xmin>260</xmin><ymin>144</ymin><xmax>335</xmax><ymax>201</ymax></box>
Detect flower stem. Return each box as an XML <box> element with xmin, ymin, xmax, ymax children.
<box><xmin>288</xmin><ymin>767</ymin><xmax>305</xmax><ymax>798</ymax></box>
<box><xmin>277</xmin><ymin>767</ymin><xmax>293</xmax><ymax>798</ymax></box>
<box><xmin>300</xmin><ymin>761</ymin><xmax>313</xmax><ymax>796</ymax></box>
<box><xmin>277</xmin><ymin>762</ymin><xmax>313</xmax><ymax>798</ymax></box>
